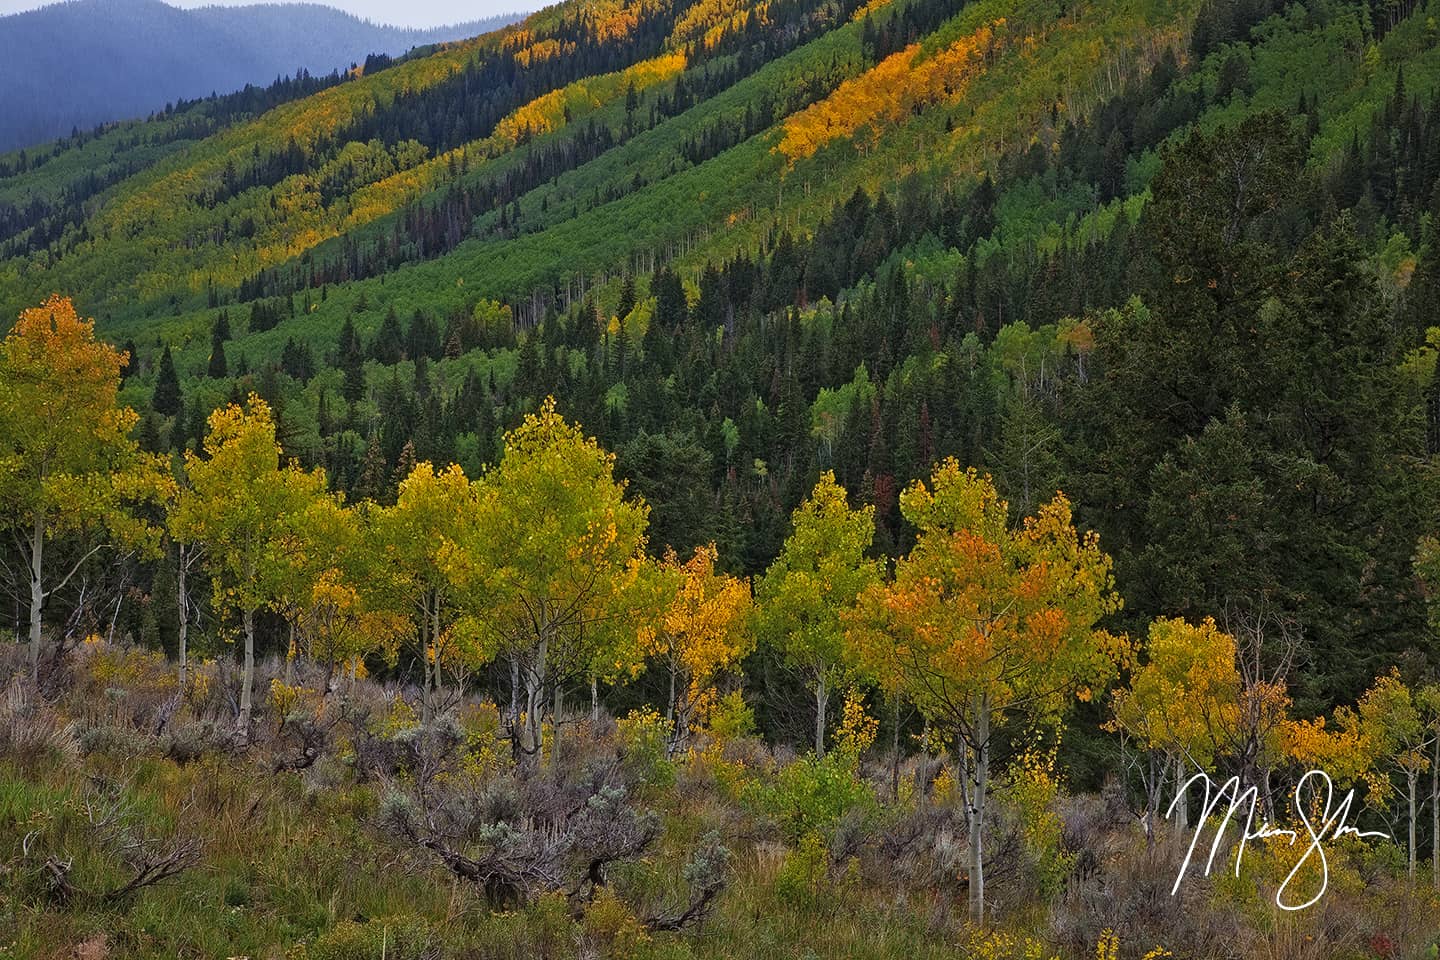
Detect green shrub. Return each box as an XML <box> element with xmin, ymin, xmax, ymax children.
<box><xmin>746</xmin><ymin>751</ymin><xmax>876</xmax><ymax>844</ymax></box>
<box><xmin>773</xmin><ymin>832</ymin><xmax>830</xmax><ymax>910</ymax></box>
<box><xmin>617</xmin><ymin>708</ymin><xmax>676</xmax><ymax>789</ymax></box>
<box><xmin>302</xmin><ymin>914</ymin><xmax>440</xmax><ymax>960</ymax></box>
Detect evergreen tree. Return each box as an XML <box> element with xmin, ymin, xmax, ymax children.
<box><xmin>152</xmin><ymin>345</ymin><xmax>182</xmax><ymax>416</ymax></box>
<box><xmin>208</xmin><ymin>319</ymin><xmax>228</xmax><ymax>378</ymax></box>
<box><xmin>356</xmin><ymin>432</ymin><xmax>389</xmax><ymax>503</ymax></box>
<box><xmin>371</xmin><ymin>307</ymin><xmax>405</xmax><ymax>364</ymax></box>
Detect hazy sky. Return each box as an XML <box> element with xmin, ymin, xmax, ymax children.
<box><xmin>0</xmin><ymin>0</ymin><xmax>536</xmax><ymax>29</ymax></box>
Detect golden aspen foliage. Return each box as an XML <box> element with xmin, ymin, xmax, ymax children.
<box><xmin>169</xmin><ymin>395</ymin><xmax>332</xmax><ymax>731</ymax></box>
<box><xmin>846</xmin><ymin>459</ymin><xmax>1124</xmax><ymax>921</ymax></box>
<box><xmin>301</xmin><ymin>566</ymin><xmax>409</xmax><ymax>676</ymax></box>
<box><xmin>368</xmin><ymin>461</ymin><xmax>476</xmax><ymax>718</ymax></box>
<box><xmin>444</xmin><ymin>397</ymin><xmax>651</xmax><ymax>761</ymax></box>
<box><xmin>669</xmin><ymin>0</ymin><xmax>768</xmax><ymax>51</ymax></box>
<box><xmin>1107</xmin><ymin>617</ymin><xmax>1240</xmax><ymax>772</ymax></box>
<box><xmin>848</xmin><ymin>460</ymin><xmax>1125</xmax><ymax>737</ymax></box>
<box><xmin>0</xmin><ymin>295</ymin><xmax>171</xmax><ymax>678</ymax></box>
<box><xmin>849</xmin><ymin>0</ymin><xmax>892</xmax><ymax>22</ymax></box>
<box><xmin>643</xmin><ymin>543</ymin><xmax>753</xmax><ymax>754</ymax></box>
<box><xmin>777</xmin><ymin>23</ymin><xmax>1001</xmax><ymax>165</ymax></box>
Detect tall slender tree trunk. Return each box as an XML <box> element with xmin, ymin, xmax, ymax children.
<box><xmin>666</xmin><ymin>663</ymin><xmax>676</xmax><ymax>723</ymax></box>
<box><xmin>890</xmin><ymin>694</ymin><xmax>901</xmax><ymax>801</ymax></box>
<box><xmin>1432</xmin><ymin>736</ymin><xmax>1439</xmax><ymax>890</ymax></box>
<box><xmin>1143</xmin><ymin>751</ymin><xmax>1160</xmax><ymax>846</ymax></box>
<box><xmin>238</xmin><ymin>606</ymin><xmax>256</xmax><ymax>737</ymax></box>
<box><xmin>1174</xmin><ymin>754</ymin><xmax>1189</xmax><ymax>830</ymax></box>
<box><xmin>967</xmin><ymin>699</ymin><xmax>990</xmax><ymax>925</ymax></box>
<box><xmin>520</xmin><ymin>632</ymin><xmax>548</xmax><ymax>767</ymax></box>
<box><xmin>814</xmin><ymin>672</ymin><xmax>826</xmax><ymax>758</ymax></box>
<box><xmin>430</xmin><ymin>600</ymin><xmax>443</xmax><ymax>716</ymax></box>
<box><xmin>27</xmin><ymin>511</ymin><xmax>44</xmax><ymax>684</ymax></box>
<box><xmin>509</xmin><ymin>653</ymin><xmax>524</xmax><ymax>759</ymax></box>
<box><xmin>552</xmin><ymin>682</ymin><xmax>564</xmax><ymax>763</ymax></box>
<box><xmin>176</xmin><ymin>543</ymin><xmax>189</xmax><ymax>690</ymax></box>
<box><xmin>419</xmin><ymin>596</ymin><xmax>433</xmax><ymax>723</ymax></box>
<box><xmin>590</xmin><ymin>677</ymin><xmax>599</xmax><ymax>723</ymax></box>
<box><xmin>1408</xmin><ymin>771</ymin><xmax>1418</xmax><ymax>880</ymax></box>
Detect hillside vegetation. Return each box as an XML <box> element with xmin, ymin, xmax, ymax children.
<box><xmin>5</xmin><ymin>0</ymin><xmax>1440</xmax><ymax>955</ymax></box>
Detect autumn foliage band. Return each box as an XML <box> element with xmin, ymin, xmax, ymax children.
<box><xmin>5</xmin><ymin>293</ymin><xmax>1440</xmax><ymax>929</ymax></box>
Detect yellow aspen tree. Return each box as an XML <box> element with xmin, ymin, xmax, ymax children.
<box><xmin>170</xmin><ymin>396</ymin><xmax>327</xmax><ymax>738</ymax></box>
<box><xmin>1106</xmin><ymin>617</ymin><xmax>1241</xmax><ymax>837</ymax></box>
<box><xmin>756</xmin><ymin>470</ymin><xmax>882</xmax><ymax>757</ymax></box>
<box><xmin>847</xmin><ymin>460</ymin><xmax>1125</xmax><ymax>924</ymax></box>
<box><xmin>1355</xmin><ymin>670</ymin><xmax>1431</xmax><ymax>879</ymax></box>
<box><xmin>0</xmin><ymin>295</ymin><xmax>170</xmax><ymax>682</ymax></box>
<box><xmin>368</xmin><ymin>461</ymin><xmax>475</xmax><ymax>722</ymax></box>
<box><xmin>644</xmin><ymin>544</ymin><xmax>753</xmax><ymax>757</ymax></box>
<box><xmin>1417</xmin><ymin>682</ymin><xmax>1440</xmax><ymax>890</ymax></box>
<box><xmin>445</xmin><ymin>398</ymin><xmax>650</xmax><ymax>765</ymax></box>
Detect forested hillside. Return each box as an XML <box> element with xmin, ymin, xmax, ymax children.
<box><xmin>0</xmin><ymin>0</ymin><xmax>523</xmax><ymax>152</ymax></box>
<box><xmin>5</xmin><ymin>0</ymin><xmax>1440</xmax><ymax>955</ymax></box>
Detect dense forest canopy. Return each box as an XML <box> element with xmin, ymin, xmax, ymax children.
<box><xmin>4</xmin><ymin>0</ymin><xmax>1440</xmax><ymax>780</ymax></box>
<box><xmin>5</xmin><ymin>0</ymin><xmax>1440</xmax><ymax>955</ymax></box>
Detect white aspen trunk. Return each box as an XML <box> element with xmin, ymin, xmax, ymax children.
<box><xmin>667</xmin><ymin>661</ymin><xmax>676</xmax><ymax>723</ymax></box>
<box><xmin>590</xmin><ymin>676</ymin><xmax>599</xmax><ymax>723</ymax></box>
<box><xmin>552</xmin><ymin>682</ymin><xmax>564</xmax><ymax>763</ymax></box>
<box><xmin>521</xmin><ymin>629</ymin><xmax>548</xmax><ymax>765</ymax></box>
<box><xmin>238</xmin><ymin>606</ymin><xmax>256</xmax><ymax>737</ymax></box>
<box><xmin>177</xmin><ymin>544</ymin><xmax>189</xmax><ymax>690</ymax></box>
<box><xmin>284</xmin><ymin>621</ymin><xmax>296</xmax><ymax>685</ymax></box>
<box><xmin>814</xmin><ymin>671</ymin><xmax>826</xmax><ymax>758</ymax></box>
<box><xmin>430</xmin><ymin>600</ymin><xmax>443</xmax><ymax>715</ymax></box>
<box><xmin>1174</xmin><ymin>754</ymin><xmax>1189</xmax><ymax>829</ymax></box>
<box><xmin>968</xmin><ymin>699</ymin><xmax>989</xmax><ymax>925</ymax></box>
<box><xmin>27</xmin><ymin>512</ymin><xmax>44</xmax><ymax>684</ymax></box>
<box><xmin>891</xmin><ymin>695</ymin><xmax>901</xmax><ymax>801</ymax></box>
<box><xmin>1409</xmin><ymin>771</ymin><xmax>1418</xmax><ymax>880</ymax></box>
<box><xmin>1432</xmin><ymin>736</ymin><xmax>1438</xmax><ymax>890</ymax></box>
<box><xmin>419</xmin><ymin>595</ymin><xmax>433</xmax><ymax>723</ymax></box>
<box><xmin>1143</xmin><ymin>751</ymin><xmax>1160</xmax><ymax>845</ymax></box>
<box><xmin>509</xmin><ymin>654</ymin><xmax>522</xmax><ymax>744</ymax></box>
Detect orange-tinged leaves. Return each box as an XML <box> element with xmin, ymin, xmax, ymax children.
<box><xmin>0</xmin><ymin>295</ymin><xmax>170</xmax><ymax>549</ymax></box>
<box><xmin>776</xmin><ymin>24</ymin><xmax>1001</xmax><ymax>166</ymax></box>
<box><xmin>846</xmin><ymin>462</ymin><xmax>1124</xmax><ymax>740</ymax></box>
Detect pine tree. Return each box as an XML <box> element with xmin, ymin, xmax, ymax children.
<box><xmin>617</xmin><ymin>275</ymin><xmax>637</xmax><ymax>321</ymax></box>
<box><xmin>152</xmin><ymin>346</ymin><xmax>182</xmax><ymax>416</ymax></box>
<box><xmin>356</xmin><ymin>432</ymin><xmax>389</xmax><ymax>503</ymax></box>
<box><xmin>371</xmin><ymin>307</ymin><xmax>405</xmax><ymax>364</ymax></box>
<box><xmin>340</xmin><ymin>320</ymin><xmax>367</xmax><ymax>403</ymax></box>
<box><xmin>393</xmin><ymin>438</ymin><xmax>418</xmax><ymax>488</ymax></box>
<box><xmin>208</xmin><ymin>321</ymin><xmax>228</xmax><ymax>379</ymax></box>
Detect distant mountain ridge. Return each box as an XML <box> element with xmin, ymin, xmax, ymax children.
<box><xmin>0</xmin><ymin>0</ymin><xmax>523</xmax><ymax>151</ymax></box>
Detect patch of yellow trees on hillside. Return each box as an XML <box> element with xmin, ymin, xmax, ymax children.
<box><xmin>669</xmin><ymin>0</ymin><xmax>769</xmax><ymax>52</ymax></box>
<box><xmin>777</xmin><ymin>20</ymin><xmax>1003</xmax><ymax>166</ymax></box>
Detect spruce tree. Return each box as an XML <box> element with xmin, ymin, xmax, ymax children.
<box><xmin>152</xmin><ymin>346</ymin><xmax>182</xmax><ymax>416</ymax></box>
<box><xmin>208</xmin><ymin>317</ymin><xmax>228</xmax><ymax>378</ymax></box>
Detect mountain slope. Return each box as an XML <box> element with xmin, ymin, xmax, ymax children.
<box><xmin>0</xmin><ymin>0</ymin><xmax>522</xmax><ymax>150</ymax></box>
<box><xmin>2</xmin><ymin>0</ymin><xmax>1207</xmax><ymax>322</ymax></box>
<box><xmin>3</xmin><ymin>0</ymin><xmax>1440</xmax><ymax>701</ymax></box>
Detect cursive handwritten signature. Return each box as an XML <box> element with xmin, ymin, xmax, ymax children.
<box><xmin>1167</xmin><ymin>769</ymin><xmax>1390</xmax><ymax>911</ymax></box>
